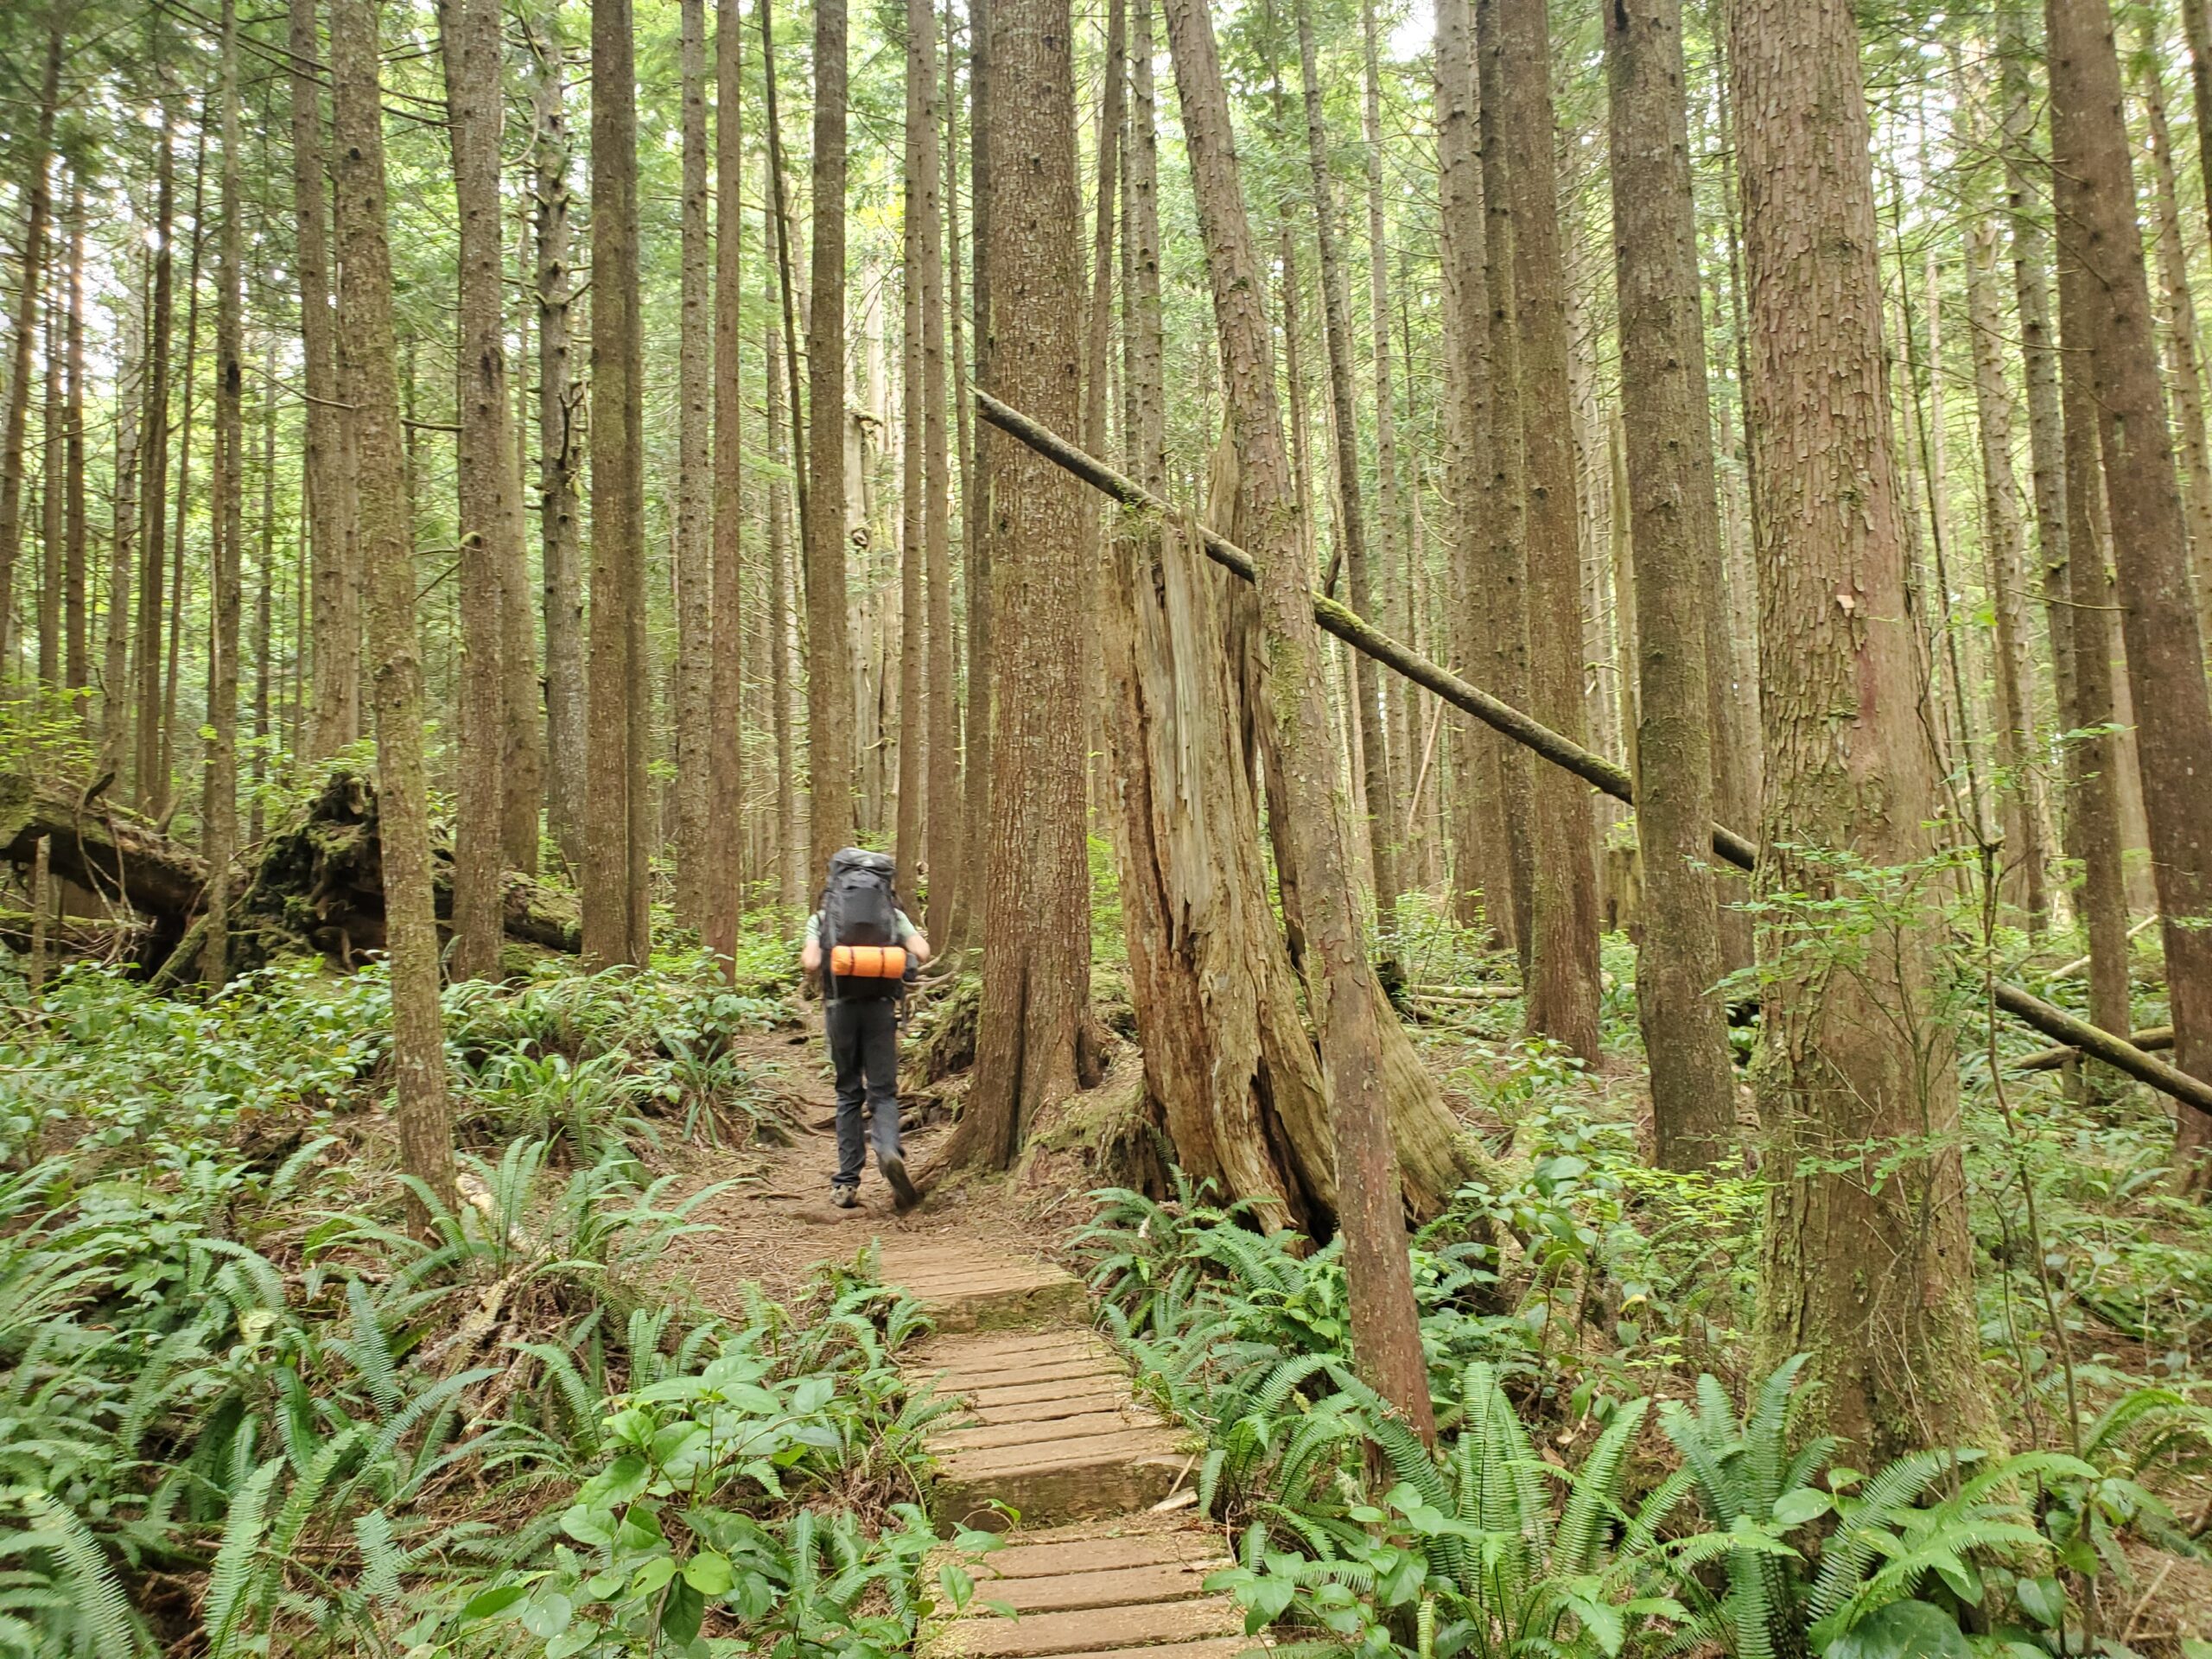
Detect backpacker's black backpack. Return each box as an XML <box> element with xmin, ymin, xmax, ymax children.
<box><xmin>818</xmin><ymin>848</ymin><xmax>904</xmax><ymax>999</ymax></box>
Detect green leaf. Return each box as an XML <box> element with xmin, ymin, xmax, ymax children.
<box><xmin>576</xmin><ymin>1455</ymin><xmax>649</xmax><ymax>1510</ymax></box>
<box><xmin>683</xmin><ymin>1552</ymin><xmax>734</xmax><ymax>1597</ymax></box>
<box><xmin>630</xmin><ymin>1558</ymin><xmax>677</xmax><ymax>1596</ymax></box>
<box><xmin>1773</xmin><ymin>1488</ymin><xmax>1833</xmax><ymax>1527</ymax></box>
<box><xmin>460</xmin><ymin>1585</ymin><xmax>528</xmax><ymax>1623</ymax></box>
<box><xmin>544</xmin><ymin>1626</ymin><xmax>596</xmax><ymax>1659</ymax></box>
<box><xmin>660</xmin><ymin>1578</ymin><xmax>705</xmax><ymax>1647</ymax></box>
<box><xmin>1827</xmin><ymin>1600</ymin><xmax>1973</xmax><ymax>1659</ymax></box>
<box><xmin>518</xmin><ymin>1591</ymin><xmax>573</xmax><ymax>1640</ymax></box>
<box><xmin>2013</xmin><ymin>1575</ymin><xmax>2063</xmax><ymax>1630</ymax></box>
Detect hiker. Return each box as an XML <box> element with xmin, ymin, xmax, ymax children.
<box><xmin>800</xmin><ymin>848</ymin><xmax>931</xmax><ymax>1210</ymax></box>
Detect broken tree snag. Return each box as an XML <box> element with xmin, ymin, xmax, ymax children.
<box><xmin>970</xmin><ymin>389</ymin><xmax>2212</xmax><ymax>1115</ymax></box>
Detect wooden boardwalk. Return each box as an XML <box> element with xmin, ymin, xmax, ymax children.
<box><xmin>878</xmin><ymin>1238</ymin><xmax>1256</xmax><ymax>1659</ymax></box>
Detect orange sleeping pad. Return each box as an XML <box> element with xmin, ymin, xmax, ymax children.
<box><xmin>830</xmin><ymin>944</ymin><xmax>908</xmax><ymax>979</ymax></box>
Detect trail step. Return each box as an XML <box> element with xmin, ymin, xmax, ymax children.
<box><xmin>911</xmin><ymin>1325</ymin><xmax>1195</xmax><ymax>1529</ymax></box>
<box><xmin>877</xmin><ymin>1243</ymin><xmax>1263</xmax><ymax>1659</ymax></box>
<box><xmin>880</xmin><ymin>1237</ymin><xmax>1087</xmax><ymax>1333</ymax></box>
<box><xmin>918</xmin><ymin>1517</ymin><xmax>1252</xmax><ymax>1659</ymax></box>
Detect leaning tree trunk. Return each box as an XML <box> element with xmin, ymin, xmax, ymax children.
<box><xmin>2049</xmin><ymin>0</ymin><xmax>2212</xmax><ymax>1177</ymax></box>
<box><xmin>1164</xmin><ymin>0</ymin><xmax>1440</xmax><ymax>1440</ymax></box>
<box><xmin>333</xmin><ymin>0</ymin><xmax>456</xmax><ymax>1230</ymax></box>
<box><xmin>1733</xmin><ymin>0</ymin><xmax>1996</xmax><ymax>1460</ymax></box>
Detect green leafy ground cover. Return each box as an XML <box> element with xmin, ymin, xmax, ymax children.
<box><xmin>0</xmin><ymin>951</ymin><xmax>992</xmax><ymax>1658</ymax></box>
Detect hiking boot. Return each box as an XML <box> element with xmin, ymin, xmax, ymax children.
<box><xmin>830</xmin><ymin>1181</ymin><xmax>859</xmax><ymax>1210</ymax></box>
<box><xmin>880</xmin><ymin>1151</ymin><xmax>919</xmax><ymax>1211</ymax></box>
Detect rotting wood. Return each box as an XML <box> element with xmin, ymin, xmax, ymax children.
<box><xmin>974</xmin><ymin>388</ymin><xmax>2212</xmax><ymax>1117</ymax></box>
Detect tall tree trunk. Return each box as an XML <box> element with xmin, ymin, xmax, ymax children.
<box><xmin>161</xmin><ymin>123</ymin><xmax>211</xmax><ymax>816</ymax></box>
<box><xmin>203</xmin><ymin>0</ymin><xmax>245</xmax><ymax>987</ymax></box>
<box><xmin>936</xmin><ymin>0</ymin><xmax>1097</xmax><ymax>1172</ymax></box>
<box><xmin>895</xmin><ymin>0</ymin><xmax>934</xmax><ymax>899</ymax></box>
<box><xmin>1362</xmin><ymin>0</ymin><xmax>1409</xmax><ymax>880</ymax></box>
<box><xmin>2186</xmin><ymin>0</ymin><xmax>2212</xmax><ymax>256</ymax></box>
<box><xmin>439</xmin><ymin>0</ymin><xmax>519</xmax><ymax>979</ymax></box>
<box><xmin>804</xmin><ymin>0</ymin><xmax>856</xmax><ymax>880</ymax></box>
<box><xmin>708</xmin><ymin>0</ymin><xmax>747</xmax><ymax>954</ymax></box>
<box><xmin>1473</xmin><ymin>0</ymin><xmax>1533</xmax><ymax>968</ymax></box>
<box><xmin>584</xmin><ymin>0</ymin><xmax>652</xmax><ymax>964</ymax></box>
<box><xmin>2132</xmin><ymin>34</ymin><xmax>2212</xmax><ymax>655</ymax></box>
<box><xmin>940</xmin><ymin>0</ymin><xmax>972</xmax><ymax>936</ymax></box>
<box><xmin>961</xmin><ymin>0</ymin><xmax>996</xmax><ymax>950</ymax></box>
<box><xmin>1605</xmin><ymin>0</ymin><xmax>1735</xmax><ymax>1170</ymax></box>
<box><xmin>759</xmin><ymin>0</ymin><xmax>809</xmax><ymax>555</ymax></box>
<box><xmin>1962</xmin><ymin>53</ymin><xmax>2050</xmax><ymax>933</ymax></box>
<box><xmin>2055</xmin><ymin>195</ymin><xmax>2136</xmax><ymax>1083</ymax></box>
<box><xmin>527</xmin><ymin>10</ymin><xmax>586</xmax><ymax>874</ymax></box>
<box><xmin>1436</xmin><ymin>0</ymin><xmax>1516</xmax><ymax>950</ymax></box>
<box><xmin>253</xmin><ymin>347</ymin><xmax>275</xmax><ymax>845</ymax></box>
<box><xmin>1163</xmin><ymin>0</ymin><xmax>1439</xmax><ymax>1441</ymax></box>
<box><xmin>766</xmin><ymin>294</ymin><xmax>802</xmax><ymax>908</ymax></box>
<box><xmin>293</xmin><ymin>0</ymin><xmax>356</xmax><ymax>761</ymax></box>
<box><xmin>2000</xmin><ymin>0</ymin><xmax>2083</xmax><ymax>944</ymax></box>
<box><xmin>62</xmin><ymin>180</ymin><xmax>86</xmax><ymax>699</ymax></box>
<box><xmin>333</xmin><ymin>0</ymin><xmax>455</xmax><ymax>1230</ymax></box>
<box><xmin>1496</xmin><ymin>0</ymin><xmax>1599</xmax><ymax>1063</ymax></box>
<box><xmin>0</xmin><ymin>29</ymin><xmax>60</xmax><ymax>683</ymax></box>
<box><xmin>2049</xmin><ymin>0</ymin><xmax>2212</xmax><ymax>1173</ymax></box>
<box><xmin>41</xmin><ymin>244</ymin><xmax>63</xmax><ymax>690</ymax></box>
<box><xmin>101</xmin><ymin>291</ymin><xmax>139</xmax><ymax>771</ymax></box>
<box><xmin>134</xmin><ymin>97</ymin><xmax>175</xmax><ymax>807</ymax></box>
<box><xmin>1733</xmin><ymin>0</ymin><xmax>1995</xmax><ymax>1458</ymax></box>
<box><xmin>921</xmin><ymin>0</ymin><xmax>958</xmax><ymax>939</ymax></box>
<box><xmin>1295</xmin><ymin>0</ymin><xmax>1397</xmax><ymax>953</ymax></box>
<box><xmin>674</xmin><ymin>0</ymin><xmax>714</xmax><ymax>927</ymax></box>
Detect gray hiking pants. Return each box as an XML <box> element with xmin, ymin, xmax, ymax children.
<box><xmin>826</xmin><ymin>995</ymin><xmax>901</xmax><ymax>1187</ymax></box>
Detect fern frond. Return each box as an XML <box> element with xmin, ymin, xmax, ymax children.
<box><xmin>203</xmin><ymin>1454</ymin><xmax>285</xmax><ymax>1656</ymax></box>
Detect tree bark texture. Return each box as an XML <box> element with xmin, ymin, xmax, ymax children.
<box><xmin>527</xmin><ymin>12</ymin><xmax>586</xmax><ymax>875</ymax></box>
<box><xmin>805</xmin><ymin>0</ymin><xmax>857</xmax><ymax>881</ymax></box>
<box><xmin>1732</xmin><ymin>0</ymin><xmax>1996</xmax><ymax>1459</ymax></box>
<box><xmin>583</xmin><ymin>0</ymin><xmax>652</xmax><ymax>965</ymax></box>
<box><xmin>439</xmin><ymin>0</ymin><xmax>519</xmax><ymax>980</ymax></box>
<box><xmin>1295</xmin><ymin>0</ymin><xmax>1397</xmax><ymax>950</ymax></box>
<box><xmin>920</xmin><ymin>0</ymin><xmax>959</xmax><ymax>940</ymax></box>
<box><xmin>1164</xmin><ymin>0</ymin><xmax>1439</xmax><ymax>1440</ymax></box>
<box><xmin>2048</xmin><ymin>0</ymin><xmax>2212</xmax><ymax>1173</ymax></box>
<box><xmin>1605</xmin><ymin>0</ymin><xmax>1736</xmax><ymax>1170</ymax></box>
<box><xmin>203</xmin><ymin>0</ymin><xmax>245</xmax><ymax>987</ymax></box>
<box><xmin>708</xmin><ymin>0</ymin><xmax>747</xmax><ymax>956</ymax></box>
<box><xmin>675</xmin><ymin>0</ymin><xmax>715</xmax><ymax>928</ymax></box>
<box><xmin>937</xmin><ymin>0</ymin><xmax>1096</xmax><ymax>1173</ymax></box>
<box><xmin>333</xmin><ymin>0</ymin><xmax>457</xmax><ymax>1230</ymax></box>
<box><xmin>1473</xmin><ymin>0</ymin><xmax>1534</xmax><ymax>970</ymax></box>
<box><xmin>0</xmin><ymin>30</ymin><xmax>59</xmax><ymax>684</ymax></box>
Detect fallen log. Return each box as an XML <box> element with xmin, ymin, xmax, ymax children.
<box><xmin>0</xmin><ymin>767</ymin><xmax>578</xmax><ymax>979</ymax></box>
<box><xmin>2013</xmin><ymin>1025</ymin><xmax>2174</xmax><ymax>1072</ymax></box>
<box><xmin>976</xmin><ymin>388</ymin><xmax>2212</xmax><ymax>1119</ymax></box>
<box><xmin>0</xmin><ymin>770</ymin><xmax>201</xmax><ymax>965</ymax></box>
